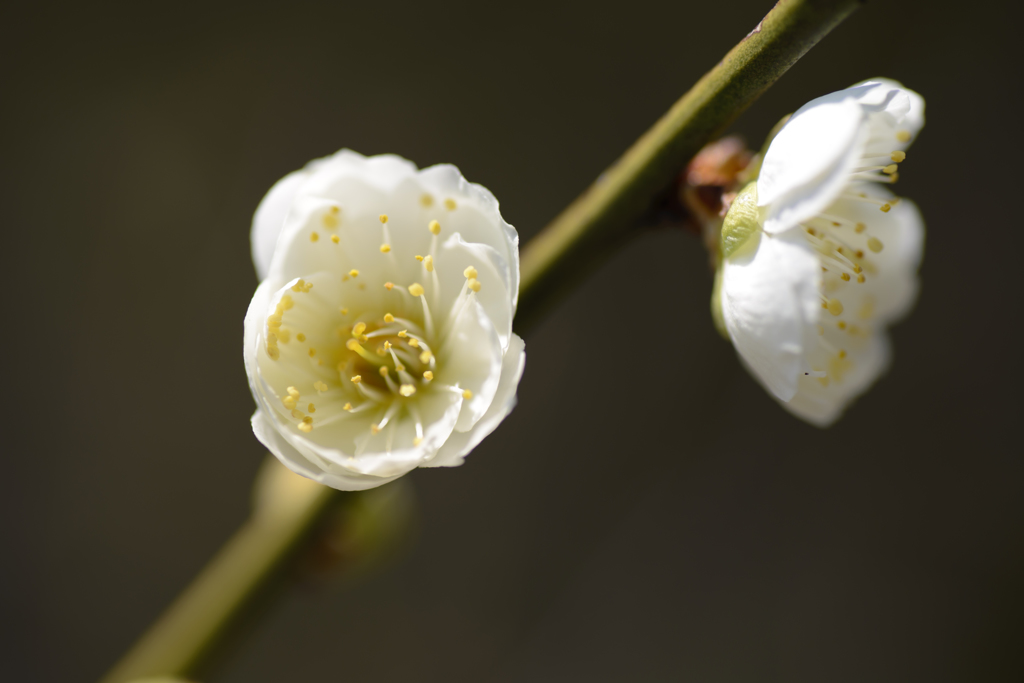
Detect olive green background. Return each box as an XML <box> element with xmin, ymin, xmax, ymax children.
<box><xmin>3</xmin><ymin>0</ymin><xmax>1022</xmax><ymax>681</ymax></box>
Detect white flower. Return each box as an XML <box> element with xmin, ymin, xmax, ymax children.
<box><xmin>717</xmin><ymin>79</ymin><xmax>925</xmax><ymax>426</ymax></box>
<box><xmin>244</xmin><ymin>151</ymin><xmax>525</xmax><ymax>490</ymax></box>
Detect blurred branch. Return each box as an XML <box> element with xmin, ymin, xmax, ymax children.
<box><xmin>514</xmin><ymin>0</ymin><xmax>863</xmax><ymax>332</ymax></box>
<box><xmin>100</xmin><ymin>1</ymin><xmax>860</xmax><ymax>680</ymax></box>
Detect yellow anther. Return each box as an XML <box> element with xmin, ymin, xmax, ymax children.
<box><xmin>384</xmin><ymin>340</ymin><xmax>392</xmax><ymax>350</ymax></box>
<box><xmin>444</xmin><ymin>198</ymin><xmax>457</xmax><ymax>210</ymax></box>
<box><xmin>302</xmin><ymin>415</ymin><xmax>313</xmax><ymax>424</ymax></box>
<box><xmin>283</xmin><ymin>396</ymin><xmax>297</xmax><ymax>410</ymax></box>
<box><xmin>395</xmin><ymin>363</ymin><xmax>405</xmax><ymax>372</ymax></box>
<box><xmin>351</xmin><ymin>375</ymin><xmax>362</xmax><ymax>384</ymax></box>
<box><xmin>855</xmin><ymin>222</ymin><xmax>866</xmax><ymax>233</ymax></box>
<box><xmin>416</xmin><ymin>255</ymin><xmax>424</xmax><ymax>261</ymax></box>
<box><xmin>841</xmin><ymin>273</ymin><xmax>850</xmax><ymax>281</ymax></box>
<box><xmin>298</xmin><ymin>422</ymin><xmax>313</xmax><ymax>433</ymax></box>
<box><xmin>462</xmin><ymin>389</ymin><xmax>473</xmax><ymax>400</ymax></box>
<box><xmin>351</xmin><ymin>322</ymin><xmax>366</xmax><ymax>337</ymax></box>
<box><xmin>463</xmin><ymin>266</ymin><xmax>478</xmax><ymax>280</ymax></box>
<box><xmin>891</xmin><ymin>150</ymin><xmax>907</xmax><ymax>163</ymax></box>
<box><xmin>419</xmin><ymin>350</ymin><xmax>432</xmax><ymax>364</ymax></box>
<box><xmin>331</xmin><ymin>234</ymin><xmax>340</xmax><ymax>244</ymax></box>
<box><xmin>340</xmin><ymin>307</ymin><xmax>349</xmax><ymax>315</ymax></box>
<box><xmin>838</xmin><ymin>321</ymin><xmax>847</xmax><ymax>330</ymax></box>
<box><xmin>291</xmin><ymin>409</ymin><xmax>303</xmax><ymax>419</ymax></box>
<box><xmin>896</xmin><ymin>131</ymin><xmax>912</xmax><ymax>143</ymax></box>
<box><xmin>399</xmin><ymin>384</ymin><xmax>416</xmax><ymax>397</ymax></box>
<box><xmin>314</xmin><ymin>381</ymin><xmax>328</xmax><ymax>392</ymax></box>
<box><xmin>827</xmin><ymin>298</ymin><xmax>844</xmax><ymax>316</ymax></box>
<box><xmin>359</xmin><ymin>334</ymin><xmax>369</xmax><ymax>342</ymax></box>
<box><xmin>280</xmin><ymin>295</ymin><xmax>294</xmax><ymax>310</ymax></box>
<box><xmin>308</xmin><ymin>348</ymin><xmax>316</xmax><ymax>357</ymax></box>
<box><xmin>888</xmin><ymin>172</ymin><xmax>899</xmax><ymax>183</ymax></box>
<box><xmin>296</xmin><ymin>332</ymin><xmax>307</xmax><ymax>342</ymax></box>
<box><xmin>349</xmin><ymin>269</ymin><xmax>360</xmax><ymax>278</ymax></box>
<box><xmin>408</xmin><ymin>338</ymin><xmax>419</xmax><ymax>348</ymax></box>
<box><xmin>267</xmin><ymin>347</ymin><xmax>280</xmax><ymax>360</ymax></box>
<box><xmin>384</xmin><ymin>313</ymin><xmax>395</xmax><ymax>323</ymax></box>
<box><xmin>883</xmin><ymin>164</ymin><xmax>899</xmax><ymax>174</ymax></box>
<box><xmin>343</xmin><ymin>402</ymin><xmax>353</xmax><ymax>411</ymax></box>
<box><xmin>379</xmin><ymin>214</ymin><xmax>389</xmax><ymax>224</ymax></box>
<box><xmin>413</xmin><ymin>436</ymin><xmax>423</xmax><ymax>446</ymax></box>
<box><xmin>398</xmin><ymin>330</ymin><xmax>408</xmax><ymax>338</ymax></box>
<box><xmin>468</xmin><ymin>278</ymin><xmax>481</xmax><ymax>293</ymax></box>
<box><xmin>380</xmin><ymin>243</ymin><xmax>391</xmax><ymax>253</ymax></box>
<box><xmin>423</xmin><ymin>255</ymin><xmax>434</xmax><ymax>272</ymax></box>
<box><xmin>409</xmin><ymin>283</ymin><xmax>425</xmax><ymax>297</ymax></box>
<box><xmin>322</xmin><ymin>213</ymin><xmax>339</xmax><ymax>229</ymax></box>
<box><xmin>420</xmin><ymin>194</ymin><xmax>434</xmax><ymax>207</ymax></box>
<box><xmin>384</xmin><ymin>282</ymin><xmax>394</xmax><ymax>290</ymax></box>
<box><xmin>267</xmin><ymin>333</ymin><xmax>278</xmax><ymax>345</ymax></box>
<box><xmin>838</xmin><ymin>349</ymin><xmax>847</xmax><ymax>359</ymax></box>
<box><xmin>854</xmin><ymin>249</ymin><xmax>865</xmax><ymax>259</ymax></box>
<box><xmin>308</xmin><ymin>403</ymin><xmax>316</xmax><ymax>413</ymax></box>
<box><xmin>867</xmin><ymin>237</ymin><xmax>884</xmax><ymax>253</ymax></box>
<box><xmin>375</xmin><ymin>346</ymin><xmax>386</xmax><ymax>357</ymax></box>
<box><xmin>429</xmin><ymin>220</ymin><xmax>441</xmax><ymax>235</ymax></box>
<box><xmin>853</xmin><ymin>264</ymin><xmax>863</xmax><ymax>274</ymax></box>
<box><xmin>371</xmin><ymin>424</ymin><xmax>381</xmax><ymax>435</ymax></box>
<box><xmin>277</xmin><ymin>329</ymin><xmax>291</xmax><ymax>343</ymax></box>
<box><xmin>291</xmin><ymin>279</ymin><xmax>306</xmax><ymax>292</ymax></box>
<box><xmin>857</xmin><ymin>274</ymin><xmax>866</xmax><ymax>283</ymax></box>
<box><xmin>379</xmin><ymin>366</ymin><xmax>389</xmax><ymax>377</ymax></box>
<box><xmin>310</xmin><ymin>232</ymin><xmax>319</xmax><ymax>242</ymax></box>
<box><xmin>423</xmin><ymin>370</ymin><xmax>434</xmax><ymax>380</ymax></box>
<box><xmin>287</xmin><ymin>386</ymin><xmax>300</xmax><ymax>397</ymax></box>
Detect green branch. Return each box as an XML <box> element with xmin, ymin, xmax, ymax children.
<box><xmin>515</xmin><ymin>0</ymin><xmax>863</xmax><ymax>331</ymax></box>
<box><xmin>100</xmin><ymin>1</ymin><xmax>861</xmax><ymax>680</ymax></box>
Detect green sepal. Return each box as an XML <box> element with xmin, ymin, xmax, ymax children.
<box><xmin>720</xmin><ymin>181</ymin><xmax>761</xmax><ymax>259</ymax></box>
<box><xmin>710</xmin><ymin>265</ymin><xmax>729</xmax><ymax>340</ymax></box>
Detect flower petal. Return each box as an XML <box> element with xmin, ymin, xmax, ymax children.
<box><xmin>722</xmin><ymin>230</ymin><xmax>821</xmax><ymax>401</ymax></box>
<box><xmin>251</xmin><ymin>170</ymin><xmax>309</xmax><ymax>281</ymax></box>
<box><xmin>782</xmin><ymin>332</ymin><xmax>892</xmax><ymax>427</ymax></box>
<box><xmin>434</xmin><ymin>232</ymin><xmax>513</xmax><ymax>350</ymax></box>
<box><xmin>426</xmin><ymin>333</ymin><xmax>526</xmax><ymax>468</ymax></box>
<box><xmin>439</xmin><ymin>295</ymin><xmax>504</xmax><ymax>432</ymax></box>
<box><xmin>758</xmin><ymin>99</ymin><xmax>868</xmax><ymax>234</ymax></box>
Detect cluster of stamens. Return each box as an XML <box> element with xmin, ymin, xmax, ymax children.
<box><xmin>798</xmin><ymin>131</ymin><xmax>912</xmax><ymax>386</ymax></box>
<box><xmin>261</xmin><ymin>195</ymin><xmax>484</xmax><ymax>449</ymax></box>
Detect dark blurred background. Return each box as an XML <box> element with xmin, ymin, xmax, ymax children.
<box><xmin>3</xmin><ymin>0</ymin><xmax>1022</xmax><ymax>681</ymax></box>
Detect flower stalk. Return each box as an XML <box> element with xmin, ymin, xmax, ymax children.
<box><xmin>100</xmin><ymin>1</ymin><xmax>861</xmax><ymax>680</ymax></box>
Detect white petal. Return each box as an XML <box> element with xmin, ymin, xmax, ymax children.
<box><xmin>440</xmin><ymin>296</ymin><xmax>504</xmax><ymax>431</ymax></box>
<box><xmin>722</xmin><ymin>230</ymin><xmax>821</xmax><ymax>401</ymax></box>
<box><xmin>781</xmin><ymin>332</ymin><xmax>891</xmax><ymax>427</ymax></box>
<box><xmin>426</xmin><ymin>333</ymin><xmax>526</xmax><ymax>468</ymax></box>
<box><xmin>251</xmin><ymin>170</ymin><xmax>309</xmax><ymax>281</ymax></box>
<box><xmin>417</xmin><ymin>164</ymin><xmax>520</xmax><ymax>313</ymax></box>
<box><xmin>758</xmin><ymin>100</ymin><xmax>868</xmax><ymax>233</ymax></box>
<box><xmin>251</xmin><ymin>409</ymin><xmax>401</xmax><ymax>491</ymax></box>
<box><xmin>853</xmin><ymin>78</ymin><xmax>926</xmax><ymax>146</ymax></box>
<box><xmin>434</xmin><ymin>232</ymin><xmax>513</xmax><ymax>350</ymax></box>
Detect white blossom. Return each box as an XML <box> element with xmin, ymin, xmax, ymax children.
<box><xmin>244</xmin><ymin>151</ymin><xmax>525</xmax><ymax>490</ymax></box>
<box><xmin>718</xmin><ymin>79</ymin><xmax>925</xmax><ymax>426</ymax></box>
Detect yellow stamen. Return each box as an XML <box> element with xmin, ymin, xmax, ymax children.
<box><xmin>351</xmin><ymin>375</ymin><xmax>362</xmax><ymax>384</ymax></box>
<box><xmin>331</xmin><ymin>234</ymin><xmax>340</xmax><ymax>244</ymax></box>
<box><xmin>468</xmin><ymin>278</ymin><xmax>481</xmax><ymax>293</ymax></box>
<box><xmin>423</xmin><ymin>255</ymin><xmax>434</xmax><ymax>272</ymax></box>
<box><xmin>462</xmin><ymin>389</ymin><xmax>473</xmax><ymax>400</ymax></box>
<box><xmin>399</xmin><ymin>384</ymin><xmax>416</xmax><ymax>397</ymax></box>
<box><xmin>384</xmin><ymin>313</ymin><xmax>394</xmax><ymax>323</ymax></box>
<box><xmin>379</xmin><ymin>366</ymin><xmax>389</xmax><ymax>377</ymax></box>
<box><xmin>310</xmin><ymin>232</ymin><xmax>319</xmax><ymax>242</ymax></box>
<box><xmin>867</xmin><ymin>237</ymin><xmax>884</xmax><ymax>253</ymax></box>
<box><xmin>896</xmin><ymin>131</ymin><xmax>912</xmax><ymax>143</ymax></box>
<box><xmin>419</xmin><ymin>350</ymin><xmax>432</xmax><ymax>364</ymax></box>
<box><xmin>380</xmin><ymin>243</ymin><xmax>391</xmax><ymax>253</ymax></box>
<box><xmin>463</xmin><ymin>266</ymin><xmax>478</xmax><ymax>280</ymax></box>
<box><xmin>298</xmin><ymin>422</ymin><xmax>313</xmax><ymax>433</ymax></box>
<box><xmin>891</xmin><ymin>150</ymin><xmax>907</xmax><ymax>163</ymax></box>
<box><xmin>349</xmin><ymin>269</ymin><xmax>360</xmax><ymax>278</ymax></box>
<box><xmin>296</xmin><ymin>332</ymin><xmax>306</xmax><ymax>342</ymax></box>
<box><xmin>308</xmin><ymin>403</ymin><xmax>316</xmax><ymax>413</ymax></box>
<box><xmin>423</xmin><ymin>370</ymin><xmax>434</xmax><ymax>380</ymax></box>
<box><xmin>408</xmin><ymin>283</ymin><xmax>425</xmax><ymax>297</ymax></box>
<box><xmin>827</xmin><ymin>298</ymin><xmax>844</xmax><ymax>316</ymax></box>
<box><xmin>444</xmin><ymin>198</ymin><xmax>457</xmax><ymax>210</ymax></box>
<box><xmin>428</xmin><ymin>220</ymin><xmax>441</xmax><ymax>235</ymax></box>
<box><xmin>420</xmin><ymin>194</ymin><xmax>434</xmax><ymax>207</ymax></box>
<box><xmin>379</xmin><ymin>214</ymin><xmax>389</xmax><ymax>224</ymax></box>
<box><xmin>343</xmin><ymin>402</ymin><xmax>353</xmax><ymax>411</ymax></box>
